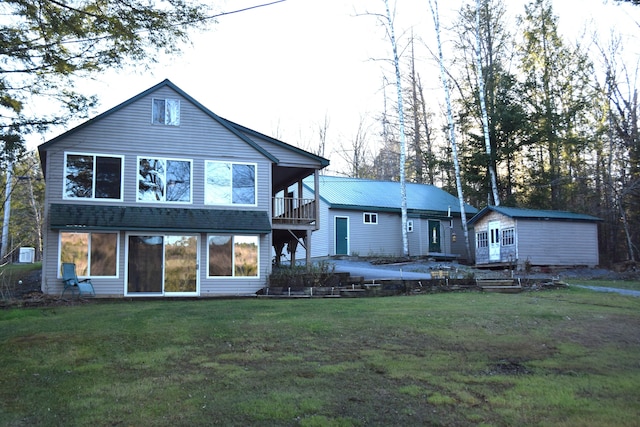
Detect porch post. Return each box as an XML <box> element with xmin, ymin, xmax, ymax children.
<box><xmin>305</xmin><ymin>229</ymin><xmax>312</xmax><ymax>269</ymax></box>
<box><xmin>314</xmin><ymin>170</ymin><xmax>320</xmax><ymax>230</ymax></box>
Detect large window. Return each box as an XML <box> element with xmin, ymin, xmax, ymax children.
<box><xmin>208</xmin><ymin>235</ymin><xmax>259</xmax><ymax>278</ymax></box>
<box><xmin>205</xmin><ymin>161</ymin><xmax>256</xmax><ymax>205</ymax></box>
<box><xmin>138</xmin><ymin>157</ymin><xmax>192</xmax><ymax>202</ymax></box>
<box><xmin>476</xmin><ymin>231</ymin><xmax>488</xmax><ymax>248</ymax></box>
<box><xmin>60</xmin><ymin>232</ymin><xmax>118</xmax><ymax>277</ymax></box>
<box><xmin>64</xmin><ymin>153</ymin><xmax>123</xmax><ymax>200</ymax></box>
<box><xmin>152</xmin><ymin>98</ymin><xmax>180</xmax><ymax>126</ymax></box>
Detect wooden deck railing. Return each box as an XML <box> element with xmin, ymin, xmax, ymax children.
<box><xmin>272</xmin><ymin>197</ymin><xmax>316</xmax><ymax>224</ymax></box>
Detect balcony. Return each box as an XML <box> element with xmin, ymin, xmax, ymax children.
<box><xmin>272</xmin><ymin>196</ymin><xmax>316</xmax><ymax>227</ymax></box>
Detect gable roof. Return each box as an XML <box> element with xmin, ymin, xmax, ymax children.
<box><xmin>38</xmin><ymin>79</ymin><xmax>328</xmax><ymax>174</ymax></box>
<box><xmin>468</xmin><ymin>206</ymin><xmax>602</xmax><ymax>225</ymax></box>
<box><xmin>304</xmin><ymin>176</ymin><xmax>477</xmax><ymax>216</ymax></box>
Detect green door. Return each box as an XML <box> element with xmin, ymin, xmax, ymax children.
<box><xmin>335</xmin><ymin>217</ymin><xmax>349</xmax><ymax>255</ymax></box>
<box><xmin>428</xmin><ymin>220</ymin><xmax>441</xmax><ymax>253</ymax></box>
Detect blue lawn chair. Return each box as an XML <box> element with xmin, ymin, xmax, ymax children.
<box><xmin>61</xmin><ymin>263</ymin><xmax>96</xmax><ymax>298</ymax></box>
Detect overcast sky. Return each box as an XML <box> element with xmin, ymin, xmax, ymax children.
<box><xmin>31</xmin><ymin>0</ymin><xmax>640</xmax><ymax>175</ymax></box>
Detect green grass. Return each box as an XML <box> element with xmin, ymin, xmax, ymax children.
<box><xmin>1</xmin><ymin>287</ymin><xmax>639</xmax><ymax>426</ymax></box>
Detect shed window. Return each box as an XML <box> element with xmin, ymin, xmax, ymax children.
<box><xmin>476</xmin><ymin>231</ymin><xmax>488</xmax><ymax>248</ymax></box>
<box><xmin>406</xmin><ymin>220</ymin><xmax>414</xmax><ymax>232</ymax></box>
<box><xmin>152</xmin><ymin>98</ymin><xmax>180</xmax><ymax>126</ymax></box>
<box><xmin>502</xmin><ymin>228</ymin><xmax>515</xmax><ymax>246</ymax></box>
<box><xmin>363</xmin><ymin>212</ymin><xmax>378</xmax><ymax>224</ymax></box>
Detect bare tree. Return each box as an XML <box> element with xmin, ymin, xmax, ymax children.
<box><xmin>429</xmin><ymin>0</ymin><xmax>472</xmax><ymax>260</ymax></box>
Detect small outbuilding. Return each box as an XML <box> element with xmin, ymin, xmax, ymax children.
<box><xmin>468</xmin><ymin>206</ymin><xmax>601</xmax><ymax>268</ymax></box>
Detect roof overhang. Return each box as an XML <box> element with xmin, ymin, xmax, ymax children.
<box><xmin>50</xmin><ymin>204</ymin><xmax>272</xmax><ymax>234</ymax></box>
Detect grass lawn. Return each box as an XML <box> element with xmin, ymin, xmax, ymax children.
<box><xmin>1</xmin><ymin>285</ymin><xmax>639</xmax><ymax>426</ymax></box>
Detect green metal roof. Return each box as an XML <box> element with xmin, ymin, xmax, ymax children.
<box><xmin>468</xmin><ymin>206</ymin><xmax>602</xmax><ymax>225</ymax></box>
<box><xmin>304</xmin><ymin>176</ymin><xmax>477</xmax><ymax>216</ymax></box>
<box><xmin>49</xmin><ymin>204</ymin><xmax>271</xmax><ymax>234</ymax></box>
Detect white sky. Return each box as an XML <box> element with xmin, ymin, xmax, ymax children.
<box><xmin>29</xmin><ymin>0</ymin><xmax>640</xmax><ymax>175</ymax></box>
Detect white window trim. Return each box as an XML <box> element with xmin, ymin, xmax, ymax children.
<box><xmin>58</xmin><ymin>231</ymin><xmax>120</xmax><ymax>279</ymax></box>
<box><xmin>363</xmin><ymin>212</ymin><xmax>378</xmax><ymax>224</ymax></box>
<box><xmin>406</xmin><ymin>220</ymin><xmax>414</xmax><ymax>233</ymax></box>
<box><xmin>137</xmin><ymin>156</ymin><xmax>193</xmax><ymax>204</ymax></box>
<box><xmin>63</xmin><ymin>152</ymin><xmax>124</xmax><ymax>202</ymax></box>
<box><xmin>152</xmin><ymin>98</ymin><xmax>180</xmax><ymax>126</ymax></box>
<box><xmin>206</xmin><ymin>234</ymin><xmax>261</xmax><ymax>279</ymax></box>
<box><xmin>204</xmin><ymin>160</ymin><xmax>258</xmax><ymax>207</ymax></box>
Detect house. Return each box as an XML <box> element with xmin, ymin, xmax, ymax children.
<box><xmin>38</xmin><ymin>79</ymin><xmax>329</xmax><ymax>297</ymax></box>
<box><xmin>468</xmin><ymin>206</ymin><xmax>601</xmax><ymax>268</ymax></box>
<box><xmin>287</xmin><ymin>176</ymin><xmax>477</xmax><ymax>260</ymax></box>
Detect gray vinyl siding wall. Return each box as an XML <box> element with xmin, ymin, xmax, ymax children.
<box><xmin>516</xmin><ymin>220</ymin><xmax>599</xmax><ymax>267</ymax></box>
<box><xmin>471</xmin><ymin>211</ymin><xmax>599</xmax><ymax>267</ymax></box>
<box><xmin>332</xmin><ymin>209</ymin><xmax>404</xmax><ymax>257</ymax></box>
<box><xmin>41</xmin><ymin>86</ymin><xmax>274</xmax><ymax>296</ymax></box>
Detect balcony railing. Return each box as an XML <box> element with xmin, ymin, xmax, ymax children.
<box><xmin>272</xmin><ymin>197</ymin><xmax>316</xmax><ymax>224</ymax></box>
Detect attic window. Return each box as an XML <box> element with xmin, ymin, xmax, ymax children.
<box><xmin>363</xmin><ymin>212</ymin><xmax>378</xmax><ymax>224</ymax></box>
<box><xmin>152</xmin><ymin>98</ymin><xmax>180</xmax><ymax>126</ymax></box>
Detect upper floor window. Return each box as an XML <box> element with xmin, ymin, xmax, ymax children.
<box><xmin>205</xmin><ymin>161</ymin><xmax>256</xmax><ymax>206</ymax></box>
<box><xmin>64</xmin><ymin>153</ymin><xmax>123</xmax><ymax>200</ymax></box>
<box><xmin>152</xmin><ymin>98</ymin><xmax>180</xmax><ymax>126</ymax></box>
<box><xmin>476</xmin><ymin>231</ymin><xmax>488</xmax><ymax>248</ymax></box>
<box><xmin>502</xmin><ymin>228</ymin><xmax>515</xmax><ymax>246</ymax></box>
<box><xmin>363</xmin><ymin>212</ymin><xmax>378</xmax><ymax>224</ymax></box>
<box><xmin>138</xmin><ymin>157</ymin><xmax>192</xmax><ymax>203</ymax></box>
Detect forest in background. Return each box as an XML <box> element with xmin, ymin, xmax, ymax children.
<box><xmin>0</xmin><ymin>0</ymin><xmax>638</xmax><ymax>267</ymax></box>
<box><xmin>330</xmin><ymin>0</ymin><xmax>639</xmax><ymax>267</ymax></box>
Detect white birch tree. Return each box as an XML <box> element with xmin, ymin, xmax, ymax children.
<box><xmin>475</xmin><ymin>0</ymin><xmax>501</xmax><ymax>206</ymax></box>
<box><xmin>382</xmin><ymin>0</ymin><xmax>409</xmax><ymax>257</ymax></box>
<box><xmin>429</xmin><ymin>0</ymin><xmax>472</xmax><ymax>260</ymax></box>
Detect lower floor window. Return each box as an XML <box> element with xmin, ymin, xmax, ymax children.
<box><xmin>60</xmin><ymin>231</ymin><xmax>117</xmax><ymax>277</ymax></box>
<box><xmin>208</xmin><ymin>235</ymin><xmax>259</xmax><ymax>277</ymax></box>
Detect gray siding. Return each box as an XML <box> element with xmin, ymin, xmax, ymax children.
<box><xmin>516</xmin><ymin>220</ymin><xmax>599</xmax><ymax>267</ymax></box>
<box><xmin>41</xmin><ymin>85</ymin><xmax>281</xmax><ymax>297</ymax></box>
<box><xmin>472</xmin><ymin>211</ymin><xmax>599</xmax><ymax>267</ymax></box>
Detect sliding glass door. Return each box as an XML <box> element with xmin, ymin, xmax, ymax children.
<box><xmin>127</xmin><ymin>234</ymin><xmax>198</xmax><ymax>296</ymax></box>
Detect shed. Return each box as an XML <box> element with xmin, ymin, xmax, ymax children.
<box><xmin>468</xmin><ymin>206</ymin><xmax>601</xmax><ymax>268</ymax></box>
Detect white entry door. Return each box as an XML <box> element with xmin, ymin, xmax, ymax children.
<box><xmin>488</xmin><ymin>221</ymin><xmax>501</xmax><ymax>262</ymax></box>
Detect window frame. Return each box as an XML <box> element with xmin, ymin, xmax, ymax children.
<box><xmin>137</xmin><ymin>156</ymin><xmax>193</xmax><ymax>204</ymax></box>
<box><xmin>152</xmin><ymin>98</ymin><xmax>180</xmax><ymax>126</ymax></box>
<box><xmin>502</xmin><ymin>227</ymin><xmax>515</xmax><ymax>246</ymax></box>
<box><xmin>406</xmin><ymin>220</ymin><xmax>414</xmax><ymax>233</ymax></box>
<box><xmin>363</xmin><ymin>212</ymin><xmax>378</xmax><ymax>225</ymax></box>
<box><xmin>204</xmin><ymin>160</ymin><xmax>257</xmax><ymax>206</ymax></box>
<box><xmin>476</xmin><ymin>231</ymin><xmax>488</xmax><ymax>248</ymax></box>
<box><xmin>63</xmin><ymin>152</ymin><xmax>124</xmax><ymax>201</ymax></box>
<box><xmin>58</xmin><ymin>231</ymin><xmax>119</xmax><ymax>278</ymax></box>
<box><xmin>207</xmin><ymin>234</ymin><xmax>260</xmax><ymax>278</ymax></box>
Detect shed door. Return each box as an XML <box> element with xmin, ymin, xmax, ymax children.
<box><xmin>335</xmin><ymin>217</ymin><xmax>349</xmax><ymax>255</ymax></box>
<box><xmin>489</xmin><ymin>220</ymin><xmax>501</xmax><ymax>262</ymax></box>
<box><xmin>428</xmin><ymin>220</ymin><xmax>441</xmax><ymax>253</ymax></box>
